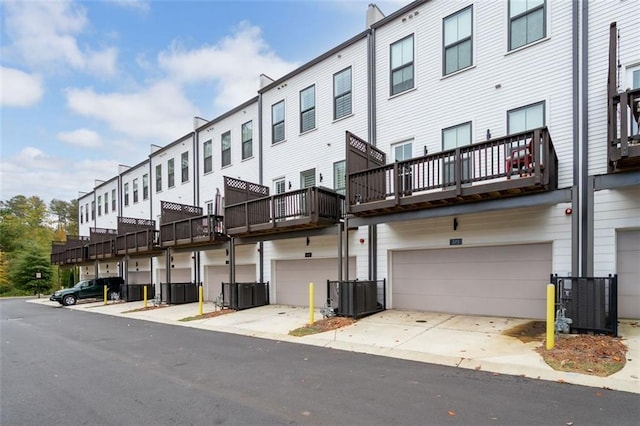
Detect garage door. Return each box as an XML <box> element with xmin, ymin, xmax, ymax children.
<box><xmin>392</xmin><ymin>243</ymin><xmax>552</xmax><ymax>319</ymax></box>
<box><xmin>617</xmin><ymin>230</ymin><xmax>640</xmax><ymax>319</ymax></box>
<box><xmin>156</xmin><ymin>268</ymin><xmax>191</xmax><ymax>283</ymax></box>
<box><xmin>204</xmin><ymin>265</ymin><xmax>255</xmax><ymax>301</ymax></box>
<box><xmin>275</xmin><ymin>258</ymin><xmax>356</xmax><ymax>307</ymax></box>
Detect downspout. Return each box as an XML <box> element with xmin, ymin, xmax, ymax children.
<box><xmin>367</xmin><ymin>26</ymin><xmax>377</xmax><ymax>281</ymax></box>
<box><xmin>580</xmin><ymin>0</ymin><xmax>592</xmax><ymax>276</ymax></box>
<box><xmin>258</xmin><ymin>94</ymin><xmax>264</xmax><ymax>283</ymax></box>
<box><xmin>193</xmin><ymin>131</ymin><xmax>201</xmax><ymax>286</ymax></box>
<box><xmin>571</xmin><ymin>0</ymin><xmax>580</xmax><ymax>277</ymax></box>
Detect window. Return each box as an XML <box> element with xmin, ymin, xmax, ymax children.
<box><xmin>98</xmin><ymin>195</ymin><xmax>102</xmax><ymax>216</ymax></box>
<box><xmin>85</xmin><ymin>203</ymin><xmax>89</xmax><ymax>222</ymax></box>
<box><xmin>156</xmin><ymin>164</ymin><xmax>162</xmax><ymax>192</ymax></box>
<box><xmin>168</xmin><ymin>158</ymin><xmax>175</xmax><ymax>188</ymax></box>
<box><xmin>143</xmin><ymin>174</ymin><xmax>149</xmax><ymax>200</ymax></box>
<box><xmin>91</xmin><ymin>201</ymin><xmax>95</xmax><ymax>220</ymax></box>
<box><xmin>300</xmin><ymin>168</ymin><xmax>316</xmax><ymax>188</ymax></box>
<box><xmin>390</xmin><ymin>35</ymin><xmax>414</xmax><ymax>95</ymax></box>
<box><xmin>628</xmin><ymin>68</ymin><xmax>640</xmax><ymax>135</ymax></box>
<box><xmin>333</xmin><ymin>160</ymin><xmax>346</xmax><ymax>195</ymax></box>
<box><xmin>241</xmin><ymin>121</ymin><xmax>253</xmax><ymax>160</ymax></box>
<box><xmin>300</xmin><ymin>85</ymin><xmax>316</xmax><ymax>133</ymax></box>
<box><xmin>124</xmin><ymin>183</ymin><xmax>130</xmax><ymax>206</ymax></box>
<box><xmin>393</xmin><ymin>140</ymin><xmax>413</xmax><ymax>195</ymax></box>
<box><xmin>443</xmin><ymin>6</ymin><xmax>472</xmax><ymax>75</ymax></box>
<box><xmin>203</xmin><ymin>140</ymin><xmax>212</xmax><ymax>173</ymax></box>
<box><xmin>509</xmin><ymin>0</ymin><xmax>545</xmax><ymax>51</ymax></box>
<box><xmin>206</xmin><ymin>201</ymin><xmax>213</xmax><ymax>215</ymax></box>
<box><xmin>111</xmin><ymin>189</ymin><xmax>116</xmax><ymax>212</ymax></box>
<box><xmin>393</xmin><ymin>141</ymin><xmax>413</xmax><ymax>162</ymax></box>
<box><xmin>104</xmin><ymin>192</ymin><xmax>108</xmax><ymax>214</ymax></box>
<box><xmin>221</xmin><ymin>131</ymin><xmax>231</xmax><ymax>167</ymax></box>
<box><xmin>334</xmin><ymin>67</ymin><xmax>352</xmax><ymax>120</ymax></box>
<box><xmin>274</xmin><ymin>179</ymin><xmax>286</xmax><ymax>218</ymax></box>
<box><xmin>181</xmin><ymin>152</ymin><xmax>189</xmax><ymax>183</ymax></box>
<box><xmin>272</xmin><ymin>101</ymin><xmax>285</xmax><ymax>143</ymax></box>
<box><xmin>80</xmin><ymin>206</ymin><xmax>84</xmax><ymax>224</ymax></box>
<box><xmin>133</xmin><ymin>178</ymin><xmax>139</xmax><ymax>203</ymax></box>
<box><xmin>508</xmin><ymin>101</ymin><xmax>545</xmax><ymax>133</ymax></box>
<box><xmin>442</xmin><ymin>122</ymin><xmax>472</xmax><ymax>186</ymax></box>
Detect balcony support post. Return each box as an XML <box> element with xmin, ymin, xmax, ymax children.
<box><xmin>455</xmin><ymin>148</ymin><xmax>462</xmax><ymax>196</ymax></box>
<box><xmin>229</xmin><ymin>238</ymin><xmax>236</xmax><ymax>285</ymax></box>
<box><xmin>620</xmin><ymin>91</ymin><xmax>629</xmax><ymax>157</ymax></box>
<box><xmin>393</xmin><ymin>162</ymin><xmax>400</xmax><ymax>205</ymax></box>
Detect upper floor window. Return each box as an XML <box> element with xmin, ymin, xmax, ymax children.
<box><xmin>142</xmin><ymin>174</ymin><xmax>149</xmax><ymax>200</ymax></box>
<box><xmin>133</xmin><ymin>178</ymin><xmax>139</xmax><ymax>203</ymax></box>
<box><xmin>300</xmin><ymin>168</ymin><xmax>316</xmax><ymax>188</ymax></box>
<box><xmin>509</xmin><ymin>0</ymin><xmax>545</xmax><ymax>51</ymax></box>
<box><xmin>111</xmin><ymin>189</ymin><xmax>116</xmax><ymax>212</ymax></box>
<box><xmin>334</xmin><ymin>67</ymin><xmax>352</xmax><ymax>120</ymax></box>
<box><xmin>168</xmin><ymin>158</ymin><xmax>175</xmax><ymax>188</ymax></box>
<box><xmin>443</xmin><ymin>6</ymin><xmax>472</xmax><ymax>75</ymax></box>
<box><xmin>80</xmin><ymin>206</ymin><xmax>84</xmax><ymax>224</ymax></box>
<box><xmin>203</xmin><ymin>140</ymin><xmax>212</xmax><ymax>174</ymax></box>
<box><xmin>124</xmin><ymin>183</ymin><xmax>130</xmax><ymax>206</ymax></box>
<box><xmin>91</xmin><ymin>201</ymin><xmax>95</xmax><ymax>220</ymax></box>
<box><xmin>392</xmin><ymin>140</ymin><xmax>413</xmax><ymax>162</ymax></box>
<box><xmin>221</xmin><ymin>131</ymin><xmax>231</xmax><ymax>167</ymax></box>
<box><xmin>181</xmin><ymin>152</ymin><xmax>189</xmax><ymax>183</ymax></box>
<box><xmin>97</xmin><ymin>195</ymin><xmax>102</xmax><ymax>216</ymax></box>
<box><xmin>104</xmin><ymin>192</ymin><xmax>108</xmax><ymax>214</ymax></box>
<box><xmin>442</xmin><ymin>121</ymin><xmax>472</xmax><ymax>150</ymax></box>
<box><xmin>206</xmin><ymin>201</ymin><xmax>213</xmax><ymax>215</ymax></box>
<box><xmin>85</xmin><ymin>203</ymin><xmax>89</xmax><ymax>222</ymax></box>
<box><xmin>156</xmin><ymin>164</ymin><xmax>162</xmax><ymax>192</ymax></box>
<box><xmin>507</xmin><ymin>101</ymin><xmax>545</xmax><ymax>133</ymax></box>
<box><xmin>390</xmin><ymin>34</ymin><xmax>414</xmax><ymax>96</ymax></box>
<box><xmin>242</xmin><ymin>121</ymin><xmax>253</xmax><ymax>160</ymax></box>
<box><xmin>300</xmin><ymin>85</ymin><xmax>316</xmax><ymax>133</ymax></box>
<box><xmin>333</xmin><ymin>160</ymin><xmax>346</xmax><ymax>195</ymax></box>
<box><xmin>272</xmin><ymin>100</ymin><xmax>285</xmax><ymax>143</ymax></box>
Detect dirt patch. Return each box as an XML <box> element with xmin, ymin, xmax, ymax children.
<box><xmin>180</xmin><ymin>309</ymin><xmax>235</xmax><ymax>322</ymax></box>
<box><xmin>122</xmin><ymin>305</ymin><xmax>169</xmax><ymax>313</ymax></box>
<box><xmin>503</xmin><ymin>321</ymin><xmax>546</xmax><ymax>343</ymax></box>
<box><xmin>289</xmin><ymin>317</ymin><xmax>356</xmax><ymax>337</ymax></box>
<box><xmin>536</xmin><ymin>334</ymin><xmax>628</xmax><ymax>377</ymax></box>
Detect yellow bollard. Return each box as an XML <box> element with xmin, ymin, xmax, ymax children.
<box><xmin>546</xmin><ymin>283</ymin><xmax>555</xmax><ymax>350</ymax></box>
<box><xmin>104</xmin><ymin>285</ymin><xmax>108</xmax><ymax>305</ymax></box>
<box><xmin>143</xmin><ymin>285</ymin><xmax>148</xmax><ymax>308</ymax></box>
<box><xmin>198</xmin><ymin>285</ymin><xmax>203</xmax><ymax>316</ymax></box>
<box><xmin>309</xmin><ymin>282</ymin><xmax>314</xmax><ymax>325</ymax></box>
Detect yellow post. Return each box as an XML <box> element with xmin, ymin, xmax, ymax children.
<box><xmin>309</xmin><ymin>282</ymin><xmax>315</xmax><ymax>325</ymax></box>
<box><xmin>198</xmin><ymin>285</ymin><xmax>203</xmax><ymax>316</ymax></box>
<box><xmin>143</xmin><ymin>285</ymin><xmax>148</xmax><ymax>308</ymax></box>
<box><xmin>104</xmin><ymin>285</ymin><xmax>108</xmax><ymax>305</ymax></box>
<box><xmin>546</xmin><ymin>283</ymin><xmax>555</xmax><ymax>350</ymax></box>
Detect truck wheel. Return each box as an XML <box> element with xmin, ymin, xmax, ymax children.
<box><xmin>62</xmin><ymin>295</ymin><xmax>77</xmax><ymax>306</ymax></box>
<box><xmin>107</xmin><ymin>291</ymin><xmax>120</xmax><ymax>301</ymax></box>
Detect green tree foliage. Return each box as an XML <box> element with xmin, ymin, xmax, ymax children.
<box><xmin>9</xmin><ymin>247</ymin><xmax>53</xmax><ymax>295</ymax></box>
<box><xmin>49</xmin><ymin>199</ymin><xmax>79</xmax><ymax>235</ymax></box>
<box><xmin>0</xmin><ymin>195</ymin><xmax>52</xmax><ymax>253</ymax></box>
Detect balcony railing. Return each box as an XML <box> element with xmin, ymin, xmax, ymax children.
<box><xmin>608</xmin><ymin>87</ymin><xmax>640</xmax><ymax>172</ymax></box>
<box><xmin>115</xmin><ymin>229</ymin><xmax>160</xmax><ymax>255</ymax></box>
<box><xmin>63</xmin><ymin>236</ymin><xmax>89</xmax><ymax>263</ymax></box>
<box><xmin>50</xmin><ymin>242</ymin><xmax>66</xmax><ymax>265</ymax></box>
<box><xmin>225</xmin><ymin>186</ymin><xmax>344</xmax><ymax>237</ymax></box>
<box><xmin>159</xmin><ymin>214</ymin><xmax>226</xmax><ymax>247</ymax></box>
<box><xmin>348</xmin><ymin>127</ymin><xmax>557</xmax><ymax>216</ymax></box>
<box><xmin>87</xmin><ymin>240</ymin><xmax>115</xmax><ymax>259</ymax></box>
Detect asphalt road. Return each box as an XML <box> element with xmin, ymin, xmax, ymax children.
<box><xmin>1</xmin><ymin>299</ymin><xmax>638</xmax><ymax>426</ymax></box>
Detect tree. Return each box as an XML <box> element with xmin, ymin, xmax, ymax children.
<box><xmin>0</xmin><ymin>195</ymin><xmax>53</xmax><ymax>253</ymax></box>
<box><xmin>9</xmin><ymin>247</ymin><xmax>53</xmax><ymax>295</ymax></box>
<box><xmin>49</xmin><ymin>199</ymin><xmax>79</xmax><ymax>235</ymax></box>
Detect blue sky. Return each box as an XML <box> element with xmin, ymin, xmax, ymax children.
<box><xmin>1</xmin><ymin>0</ymin><xmax>408</xmax><ymax>203</ymax></box>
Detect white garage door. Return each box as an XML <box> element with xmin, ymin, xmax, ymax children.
<box><xmin>156</xmin><ymin>268</ymin><xmax>191</xmax><ymax>283</ymax></box>
<box><xmin>392</xmin><ymin>243</ymin><xmax>552</xmax><ymax>319</ymax></box>
<box><xmin>275</xmin><ymin>258</ymin><xmax>356</xmax><ymax>307</ymax></box>
<box><xmin>204</xmin><ymin>265</ymin><xmax>255</xmax><ymax>301</ymax></box>
<box><xmin>127</xmin><ymin>271</ymin><xmax>152</xmax><ymax>284</ymax></box>
<box><xmin>617</xmin><ymin>230</ymin><xmax>640</xmax><ymax>319</ymax></box>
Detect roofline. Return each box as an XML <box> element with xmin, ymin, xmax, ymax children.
<box><xmin>120</xmin><ymin>158</ymin><xmax>150</xmax><ymax>176</ymax></box>
<box><xmin>195</xmin><ymin>96</ymin><xmax>259</xmax><ymax>133</ymax></box>
<box><xmin>94</xmin><ymin>175</ymin><xmax>119</xmax><ymax>190</ymax></box>
<box><xmin>370</xmin><ymin>0</ymin><xmax>430</xmax><ymax>30</ymax></box>
<box><xmin>149</xmin><ymin>132</ymin><xmax>194</xmax><ymax>158</ymax></box>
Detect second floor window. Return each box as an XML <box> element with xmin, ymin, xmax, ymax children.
<box><xmin>133</xmin><ymin>178</ymin><xmax>139</xmax><ymax>203</ymax></box>
<box><xmin>272</xmin><ymin>100</ymin><xmax>285</xmax><ymax>143</ymax></box>
<box><xmin>508</xmin><ymin>101</ymin><xmax>545</xmax><ymax>133</ymax></box>
<box><xmin>442</xmin><ymin>122</ymin><xmax>472</xmax><ymax>185</ymax></box>
<box><xmin>80</xmin><ymin>206</ymin><xmax>84</xmax><ymax>224</ymax></box>
<box><xmin>242</xmin><ymin>121</ymin><xmax>253</xmax><ymax>160</ymax></box>
<box><xmin>156</xmin><ymin>164</ymin><xmax>162</xmax><ymax>192</ymax></box>
<box><xmin>221</xmin><ymin>131</ymin><xmax>231</xmax><ymax>167</ymax></box>
<box><xmin>443</xmin><ymin>6</ymin><xmax>472</xmax><ymax>75</ymax></box>
<box><xmin>168</xmin><ymin>158</ymin><xmax>175</xmax><ymax>188</ymax></box>
<box><xmin>203</xmin><ymin>140</ymin><xmax>212</xmax><ymax>173</ymax></box>
<box><xmin>509</xmin><ymin>0</ymin><xmax>546</xmax><ymax>51</ymax></box>
<box><xmin>104</xmin><ymin>192</ymin><xmax>108</xmax><ymax>214</ymax></box>
<box><xmin>300</xmin><ymin>85</ymin><xmax>316</xmax><ymax>133</ymax></box>
<box><xmin>111</xmin><ymin>189</ymin><xmax>116</xmax><ymax>212</ymax></box>
<box><xmin>390</xmin><ymin>34</ymin><xmax>414</xmax><ymax>96</ymax></box>
<box><xmin>143</xmin><ymin>174</ymin><xmax>149</xmax><ymax>200</ymax></box>
<box><xmin>124</xmin><ymin>183</ymin><xmax>129</xmax><ymax>206</ymax></box>
<box><xmin>98</xmin><ymin>195</ymin><xmax>102</xmax><ymax>216</ymax></box>
<box><xmin>333</xmin><ymin>160</ymin><xmax>346</xmax><ymax>195</ymax></box>
<box><xmin>334</xmin><ymin>67</ymin><xmax>352</xmax><ymax>120</ymax></box>
<box><xmin>85</xmin><ymin>203</ymin><xmax>89</xmax><ymax>222</ymax></box>
<box><xmin>181</xmin><ymin>152</ymin><xmax>189</xmax><ymax>183</ymax></box>
<box><xmin>91</xmin><ymin>201</ymin><xmax>95</xmax><ymax>220</ymax></box>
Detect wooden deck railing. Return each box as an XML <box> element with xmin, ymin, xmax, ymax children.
<box><xmin>608</xmin><ymin>87</ymin><xmax>640</xmax><ymax>172</ymax></box>
<box><xmin>348</xmin><ymin>127</ymin><xmax>557</xmax><ymax>213</ymax></box>
<box><xmin>115</xmin><ymin>229</ymin><xmax>159</xmax><ymax>254</ymax></box>
<box><xmin>159</xmin><ymin>214</ymin><xmax>225</xmax><ymax>246</ymax></box>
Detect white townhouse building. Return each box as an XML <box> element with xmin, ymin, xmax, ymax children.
<box><xmin>54</xmin><ymin>0</ymin><xmax>639</xmax><ymax>320</ymax></box>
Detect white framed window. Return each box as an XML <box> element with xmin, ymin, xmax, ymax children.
<box><xmin>272</xmin><ymin>101</ymin><xmax>285</xmax><ymax>143</ymax></box>
<box><xmin>98</xmin><ymin>195</ymin><xmax>102</xmax><ymax>216</ymax></box>
<box><xmin>508</xmin><ymin>101</ymin><xmax>545</xmax><ymax>133</ymax></box>
<box><xmin>334</xmin><ymin>67</ymin><xmax>352</xmax><ymax>119</ymax></box>
<box><xmin>142</xmin><ymin>174</ymin><xmax>149</xmax><ymax>200</ymax></box>
<box><xmin>155</xmin><ymin>164</ymin><xmax>162</xmax><ymax>192</ymax></box>
<box><xmin>221</xmin><ymin>131</ymin><xmax>231</xmax><ymax>167</ymax></box>
<box><xmin>104</xmin><ymin>192</ymin><xmax>108</xmax><ymax>214</ymax></box>
<box><xmin>300</xmin><ymin>168</ymin><xmax>316</xmax><ymax>188</ymax></box>
<box><xmin>392</xmin><ymin>140</ymin><xmax>413</xmax><ymax>162</ymax></box>
<box><xmin>627</xmin><ymin>66</ymin><xmax>640</xmax><ymax>135</ymax></box>
<box><xmin>85</xmin><ymin>203</ymin><xmax>89</xmax><ymax>222</ymax></box>
<box><xmin>300</xmin><ymin>85</ymin><xmax>316</xmax><ymax>133</ymax></box>
<box><xmin>133</xmin><ymin>178</ymin><xmax>139</xmax><ymax>203</ymax></box>
<box><xmin>333</xmin><ymin>160</ymin><xmax>346</xmax><ymax>195</ymax></box>
<box><xmin>167</xmin><ymin>159</ymin><xmax>175</xmax><ymax>188</ymax></box>
<box><xmin>509</xmin><ymin>0</ymin><xmax>546</xmax><ymax>51</ymax></box>
<box><xmin>442</xmin><ymin>122</ymin><xmax>472</xmax><ymax>186</ymax></box>
<box><xmin>91</xmin><ymin>201</ymin><xmax>95</xmax><ymax>220</ymax></box>
<box><xmin>241</xmin><ymin>121</ymin><xmax>253</xmax><ymax>160</ymax></box>
<box><xmin>443</xmin><ymin>6</ymin><xmax>472</xmax><ymax>75</ymax></box>
<box><xmin>111</xmin><ymin>189</ymin><xmax>116</xmax><ymax>212</ymax></box>
<box><xmin>390</xmin><ymin>34</ymin><xmax>414</xmax><ymax>95</ymax></box>
<box><xmin>181</xmin><ymin>151</ymin><xmax>189</xmax><ymax>183</ymax></box>
<box><xmin>203</xmin><ymin>140</ymin><xmax>212</xmax><ymax>173</ymax></box>
<box><xmin>205</xmin><ymin>200</ymin><xmax>213</xmax><ymax>215</ymax></box>
<box><xmin>80</xmin><ymin>206</ymin><xmax>84</xmax><ymax>224</ymax></box>
<box><xmin>124</xmin><ymin>183</ymin><xmax>129</xmax><ymax>206</ymax></box>
<box><xmin>274</xmin><ymin>178</ymin><xmax>286</xmax><ymax>219</ymax></box>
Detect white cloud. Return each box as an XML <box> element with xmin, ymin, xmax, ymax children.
<box><xmin>158</xmin><ymin>22</ymin><xmax>298</xmax><ymax>110</ymax></box>
<box><xmin>57</xmin><ymin>129</ymin><xmax>103</xmax><ymax>148</ymax></box>
<box><xmin>65</xmin><ymin>81</ymin><xmax>198</xmax><ymax>140</ymax></box>
<box><xmin>0</xmin><ymin>66</ymin><xmax>43</xmax><ymax>107</ymax></box>
<box><xmin>2</xmin><ymin>0</ymin><xmax>118</xmax><ymax>76</ymax></box>
<box><xmin>107</xmin><ymin>0</ymin><xmax>150</xmax><ymax>14</ymax></box>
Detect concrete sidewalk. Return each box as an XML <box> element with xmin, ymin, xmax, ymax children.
<box><xmin>29</xmin><ymin>298</ymin><xmax>640</xmax><ymax>394</ymax></box>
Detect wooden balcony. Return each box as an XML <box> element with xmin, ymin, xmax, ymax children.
<box><xmin>87</xmin><ymin>228</ymin><xmax>117</xmax><ymax>260</ymax></box>
<box><xmin>159</xmin><ymin>214</ymin><xmax>228</xmax><ymax>248</ymax></box>
<box><xmin>115</xmin><ymin>229</ymin><xmax>161</xmax><ymax>255</ymax></box>
<box><xmin>347</xmin><ymin>127</ymin><xmax>558</xmax><ymax>217</ymax></box>
<box><xmin>225</xmin><ymin>186</ymin><xmax>344</xmax><ymax>237</ymax></box>
<box><xmin>64</xmin><ymin>236</ymin><xmax>89</xmax><ymax>264</ymax></box>
<box><xmin>608</xmin><ymin>87</ymin><xmax>640</xmax><ymax>172</ymax></box>
<box><xmin>50</xmin><ymin>241</ymin><xmax>66</xmax><ymax>265</ymax></box>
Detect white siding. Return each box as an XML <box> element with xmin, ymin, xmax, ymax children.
<box><xmin>94</xmin><ymin>178</ymin><xmax>119</xmax><ymax>231</ymax></box>
<box><xmin>78</xmin><ymin>192</ymin><xmax>94</xmax><ymax>236</ymax></box>
<box><xmin>120</xmin><ymin>160</ymin><xmax>152</xmax><ymax>224</ymax></box>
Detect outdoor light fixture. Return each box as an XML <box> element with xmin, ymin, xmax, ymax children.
<box><xmin>319</xmin><ymin>173</ymin><xmax>323</xmax><ymax>182</ymax></box>
<box><xmin>288</xmin><ymin>181</ymin><xmax>292</xmax><ymax>189</ymax></box>
<box><xmin>453</xmin><ymin>217</ymin><xmax>459</xmax><ymax>231</ymax></box>
<box><xmin>306</xmin><ymin>237</ymin><xmax>310</xmax><ymax>246</ymax></box>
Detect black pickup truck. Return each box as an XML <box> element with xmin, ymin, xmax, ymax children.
<box><xmin>50</xmin><ymin>277</ymin><xmax>123</xmax><ymax>306</ymax></box>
